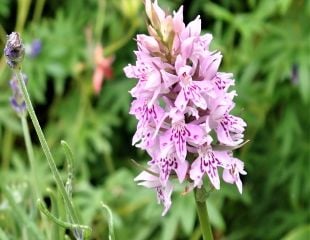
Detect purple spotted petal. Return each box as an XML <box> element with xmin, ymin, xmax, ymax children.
<box><xmin>217</xmin><ymin>114</ymin><xmax>246</xmax><ymax>146</ymax></box>
<box><xmin>157</xmin><ymin>151</ymin><xmax>189</xmax><ymax>185</ymax></box>
<box><xmin>133</xmin><ymin>124</ymin><xmax>156</xmax><ymax>149</ymax></box>
<box><xmin>171</xmin><ymin>125</ymin><xmax>189</xmax><ymax>161</ymax></box>
<box><xmin>156</xmin><ymin>182</ymin><xmax>173</xmax><ymax>216</ymax></box>
<box><xmin>190</xmin><ymin>148</ymin><xmax>221</xmax><ymax>189</ymax></box>
<box><xmin>130</xmin><ymin>99</ymin><xmax>164</xmax><ymax>127</ymax></box>
<box><xmin>222</xmin><ymin>157</ymin><xmax>247</xmax><ymax>193</ymax></box>
<box><xmin>186</xmin><ymin>123</ymin><xmax>204</xmax><ymax>144</ymax></box>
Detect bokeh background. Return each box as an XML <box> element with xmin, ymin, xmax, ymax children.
<box><xmin>0</xmin><ymin>0</ymin><xmax>309</xmax><ymax>239</ymax></box>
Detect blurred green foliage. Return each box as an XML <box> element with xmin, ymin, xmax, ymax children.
<box><xmin>0</xmin><ymin>0</ymin><xmax>309</xmax><ymax>239</ymax></box>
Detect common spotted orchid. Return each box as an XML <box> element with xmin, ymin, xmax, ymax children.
<box><xmin>125</xmin><ymin>0</ymin><xmax>247</xmax><ymax>215</ymax></box>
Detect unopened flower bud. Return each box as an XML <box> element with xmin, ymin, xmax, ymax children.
<box><xmin>4</xmin><ymin>32</ymin><xmax>25</xmax><ymax>69</ymax></box>
<box><xmin>9</xmin><ymin>73</ymin><xmax>28</xmax><ymax>116</ymax></box>
<box><xmin>137</xmin><ymin>35</ymin><xmax>160</xmax><ymax>53</ymax></box>
<box><xmin>145</xmin><ymin>0</ymin><xmax>165</xmax><ymax>29</ymax></box>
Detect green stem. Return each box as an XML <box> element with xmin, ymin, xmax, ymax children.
<box><xmin>103</xmin><ymin>21</ymin><xmax>138</xmax><ymax>56</ymax></box>
<box><xmin>194</xmin><ymin>188</ymin><xmax>214</xmax><ymax>240</ymax></box>
<box><xmin>95</xmin><ymin>0</ymin><xmax>106</xmax><ymax>41</ymax></box>
<box><xmin>14</xmin><ymin>70</ymin><xmax>84</xmax><ymax>236</ymax></box>
<box><xmin>103</xmin><ymin>152</ymin><xmax>115</xmax><ymax>174</ymax></box>
<box><xmin>37</xmin><ymin>199</ymin><xmax>92</xmax><ymax>234</ymax></box>
<box><xmin>0</xmin><ymin>24</ymin><xmax>7</xmax><ymax>45</ymax></box>
<box><xmin>16</xmin><ymin>0</ymin><xmax>32</xmax><ymax>33</ymax></box>
<box><xmin>3</xmin><ymin>187</ymin><xmax>45</xmax><ymax>240</ymax></box>
<box><xmin>45</xmin><ymin>188</ymin><xmax>65</xmax><ymax>240</ymax></box>
<box><xmin>101</xmin><ymin>202</ymin><xmax>115</xmax><ymax>240</ymax></box>
<box><xmin>1</xmin><ymin>128</ymin><xmax>13</xmax><ymax>170</ymax></box>
<box><xmin>32</xmin><ymin>0</ymin><xmax>46</xmax><ymax>23</ymax></box>
<box><xmin>21</xmin><ymin>116</ymin><xmax>40</xmax><ymax>198</ymax></box>
<box><xmin>21</xmin><ymin>116</ymin><xmax>53</xmax><ymax>240</ymax></box>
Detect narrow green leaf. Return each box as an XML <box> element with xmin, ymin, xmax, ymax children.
<box><xmin>101</xmin><ymin>202</ymin><xmax>115</xmax><ymax>240</ymax></box>
<box><xmin>3</xmin><ymin>186</ymin><xmax>45</xmax><ymax>240</ymax></box>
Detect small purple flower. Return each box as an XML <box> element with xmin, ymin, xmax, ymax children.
<box><xmin>222</xmin><ymin>156</ymin><xmax>247</xmax><ymax>193</ymax></box>
<box><xmin>216</xmin><ymin>114</ymin><xmax>246</xmax><ymax>146</ymax></box>
<box><xmin>190</xmin><ymin>147</ymin><xmax>222</xmax><ymax>189</ymax></box>
<box><xmin>25</xmin><ymin>39</ymin><xmax>42</xmax><ymax>58</ymax></box>
<box><xmin>132</xmin><ymin>122</ymin><xmax>156</xmax><ymax>149</ymax></box>
<box><xmin>159</xmin><ymin>109</ymin><xmax>204</xmax><ymax>162</ymax></box>
<box><xmin>125</xmin><ymin>0</ymin><xmax>247</xmax><ymax>215</ymax></box>
<box><xmin>4</xmin><ymin>32</ymin><xmax>25</xmax><ymax>69</ymax></box>
<box><xmin>129</xmin><ymin>99</ymin><xmax>164</xmax><ymax>127</ymax></box>
<box><xmin>149</xmin><ymin>150</ymin><xmax>188</xmax><ymax>186</ymax></box>
<box><xmin>9</xmin><ymin>73</ymin><xmax>28</xmax><ymax>116</ymax></box>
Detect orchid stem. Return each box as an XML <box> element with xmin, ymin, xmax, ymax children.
<box><xmin>194</xmin><ymin>188</ymin><xmax>214</xmax><ymax>240</ymax></box>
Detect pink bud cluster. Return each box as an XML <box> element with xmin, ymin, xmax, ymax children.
<box><xmin>124</xmin><ymin>0</ymin><xmax>247</xmax><ymax>215</ymax></box>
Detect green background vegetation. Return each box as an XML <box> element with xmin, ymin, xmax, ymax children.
<box><xmin>0</xmin><ymin>0</ymin><xmax>309</xmax><ymax>239</ymax></box>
